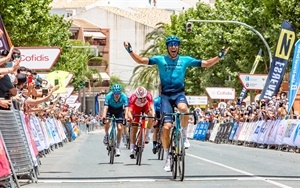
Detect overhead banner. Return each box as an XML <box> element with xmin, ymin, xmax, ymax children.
<box><xmin>288</xmin><ymin>40</ymin><xmax>300</xmax><ymax>113</ymax></box>
<box><xmin>238</xmin><ymin>49</ymin><xmax>262</xmax><ymax>104</ymax></box>
<box><xmin>260</xmin><ymin>20</ymin><xmax>296</xmax><ymax>100</ymax></box>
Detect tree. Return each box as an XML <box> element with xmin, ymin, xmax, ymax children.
<box><xmin>0</xmin><ymin>0</ymin><xmax>93</xmax><ymax>90</ymax></box>
<box><xmin>129</xmin><ymin>23</ymin><xmax>166</xmax><ymax>92</ymax></box>
<box><xmin>159</xmin><ymin>0</ymin><xmax>300</xmax><ymax>97</ymax></box>
<box><xmin>1</xmin><ymin>0</ymin><xmax>71</xmax><ymax>47</ymax></box>
<box><xmin>129</xmin><ymin>65</ymin><xmax>159</xmax><ymax>91</ymax></box>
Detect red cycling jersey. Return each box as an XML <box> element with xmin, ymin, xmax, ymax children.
<box><xmin>129</xmin><ymin>92</ymin><xmax>153</xmax><ymax>123</ymax></box>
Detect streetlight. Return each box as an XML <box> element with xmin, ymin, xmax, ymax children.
<box><xmin>187</xmin><ymin>19</ymin><xmax>272</xmax><ymax>66</ymax></box>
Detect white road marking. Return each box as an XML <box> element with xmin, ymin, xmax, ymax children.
<box><xmin>187</xmin><ymin>153</ymin><xmax>293</xmax><ymax>188</ymax></box>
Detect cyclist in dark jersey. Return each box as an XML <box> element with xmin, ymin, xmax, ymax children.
<box><xmin>101</xmin><ymin>84</ymin><xmax>129</xmax><ymax>157</ymax></box>
<box><xmin>124</xmin><ymin>35</ymin><xmax>229</xmax><ymax>171</ymax></box>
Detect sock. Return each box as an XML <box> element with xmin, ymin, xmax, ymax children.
<box><xmin>105</xmin><ymin>131</ymin><xmax>109</xmax><ymax>136</ymax></box>
<box><xmin>117</xmin><ymin>140</ymin><xmax>120</xmax><ymax>148</ymax></box>
<box><xmin>164</xmin><ymin>149</ymin><xmax>169</xmax><ymax>160</ymax></box>
<box><xmin>182</xmin><ymin>127</ymin><xmax>187</xmax><ymax>140</ymax></box>
<box><xmin>130</xmin><ymin>144</ymin><xmax>135</xmax><ymax>151</ymax></box>
<box><xmin>146</xmin><ymin>128</ymin><xmax>150</xmax><ymax>137</ymax></box>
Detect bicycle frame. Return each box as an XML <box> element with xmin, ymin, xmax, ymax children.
<box><xmin>162</xmin><ymin>111</ymin><xmax>197</xmax><ymax>181</ymax></box>
<box><xmin>133</xmin><ymin>114</ymin><xmax>155</xmax><ymax>165</ymax></box>
<box><xmin>103</xmin><ymin>116</ymin><xmax>124</xmax><ymax>164</ymax></box>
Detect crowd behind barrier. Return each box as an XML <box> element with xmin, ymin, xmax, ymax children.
<box><xmin>0</xmin><ymin>40</ymin><xmax>102</xmax><ymax>187</ymax></box>
<box><xmin>0</xmin><ymin>102</ymin><xmax>99</xmax><ymax>188</ymax></box>
<box><xmin>188</xmin><ymin>93</ymin><xmax>300</xmax><ymax>153</ymax></box>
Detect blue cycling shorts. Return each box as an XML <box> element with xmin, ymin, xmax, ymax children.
<box><xmin>161</xmin><ymin>92</ymin><xmax>188</xmax><ymax>123</ymax></box>
<box><xmin>106</xmin><ymin>106</ymin><xmax>124</xmax><ymax>123</ymax></box>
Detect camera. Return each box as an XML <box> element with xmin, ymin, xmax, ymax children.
<box><xmin>42</xmin><ymin>89</ymin><xmax>49</xmax><ymax>96</ymax></box>
<box><xmin>4</xmin><ymin>92</ymin><xmax>11</xmax><ymax>100</ymax></box>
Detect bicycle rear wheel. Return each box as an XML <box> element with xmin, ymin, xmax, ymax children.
<box><xmin>157</xmin><ymin>124</ymin><xmax>164</xmax><ymax>160</ymax></box>
<box><xmin>157</xmin><ymin>143</ymin><xmax>164</xmax><ymax>160</ymax></box>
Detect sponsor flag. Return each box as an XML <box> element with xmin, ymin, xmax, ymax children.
<box><xmin>238</xmin><ymin>49</ymin><xmax>262</xmax><ymax>104</ymax></box>
<box><xmin>0</xmin><ymin>15</ymin><xmax>12</xmax><ymax>52</ymax></box>
<box><xmin>260</xmin><ymin>20</ymin><xmax>296</xmax><ymax>100</ymax></box>
<box><xmin>287</xmin><ymin>40</ymin><xmax>300</xmax><ymax>113</ymax></box>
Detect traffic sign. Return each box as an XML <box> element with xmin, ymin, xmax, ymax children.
<box><xmin>238</xmin><ymin>73</ymin><xmax>267</xmax><ymax>90</ymax></box>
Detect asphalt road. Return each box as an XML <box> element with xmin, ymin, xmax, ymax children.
<box><xmin>20</xmin><ymin>129</ymin><xmax>300</xmax><ymax>188</ymax></box>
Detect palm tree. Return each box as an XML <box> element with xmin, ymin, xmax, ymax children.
<box><xmin>129</xmin><ymin>22</ymin><xmax>166</xmax><ymax>93</ymax></box>
<box><xmin>140</xmin><ymin>22</ymin><xmax>167</xmax><ymax>56</ymax></box>
<box><xmin>129</xmin><ymin>65</ymin><xmax>159</xmax><ymax>91</ymax></box>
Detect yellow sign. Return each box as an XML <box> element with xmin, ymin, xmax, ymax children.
<box><xmin>46</xmin><ymin>70</ymin><xmax>70</xmax><ymax>94</ymax></box>
<box><xmin>275</xmin><ymin>29</ymin><xmax>296</xmax><ymax>60</ymax></box>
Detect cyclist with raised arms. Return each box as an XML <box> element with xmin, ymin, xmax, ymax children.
<box><xmin>101</xmin><ymin>84</ymin><xmax>129</xmax><ymax>157</ymax></box>
<box><xmin>124</xmin><ymin>35</ymin><xmax>229</xmax><ymax>171</ymax></box>
<box><xmin>127</xmin><ymin>86</ymin><xmax>155</xmax><ymax>159</ymax></box>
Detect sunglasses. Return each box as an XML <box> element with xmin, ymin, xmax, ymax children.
<box><xmin>167</xmin><ymin>41</ymin><xmax>179</xmax><ymax>47</ymax></box>
<box><xmin>138</xmin><ymin>97</ymin><xmax>146</xmax><ymax>100</ymax></box>
<box><xmin>13</xmin><ymin>54</ymin><xmax>20</xmax><ymax>59</ymax></box>
<box><xmin>113</xmin><ymin>92</ymin><xmax>121</xmax><ymax>95</ymax></box>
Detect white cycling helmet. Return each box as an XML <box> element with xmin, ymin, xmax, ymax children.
<box><xmin>135</xmin><ymin>86</ymin><xmax>147</xmax><ymax>98</ymax></box>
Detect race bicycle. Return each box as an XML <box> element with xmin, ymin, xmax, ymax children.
<box><xmin>154</xmin><ymin>120</ymin><xmax>164</xmax><ymax>160</ymax></box>
<box><xmin>102</xmin><ymin>115</ymin><xmax>125</xmax><ymax>164</ymax></box>
<box><xmin>133</xmin><ymin>113</ymin><xmax>155</xmax><ymax>166</ymax></box>
<box><xmin>162</xmin><ymin>111</ymin><xmax>197</xmax><ymax>181</ymax></box>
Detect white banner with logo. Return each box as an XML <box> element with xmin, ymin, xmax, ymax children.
<box><xmin>18</xmin><ymin>47</ymin><xmax>61</xmax><ymax>70</ymax></box>
<box><xmin>206</xmin><ymin>87</ymin><xmax>235</xmax><ymax>100</ymax></box>
<box><xmin>186</xmin><ymin>96</ymin><xmax>208</xmax><ymax>105</ymax></box>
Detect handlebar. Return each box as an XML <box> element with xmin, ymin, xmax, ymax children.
<box><xmin>162</xmin><ymin>111</ymin><xmax>198</xmax><ymax>125</ymax></box>
<box><xmin>100</xmin><ymin>117</ymin><xmax>126</xmax><ymax>125</ymax></box>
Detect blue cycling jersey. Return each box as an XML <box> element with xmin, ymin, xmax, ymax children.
<box><xmin>104</xmin><ymin>91</ymin><xmax>128</xmax><ymax>108</ymax></box>
<box><xmin>149</xmin><ymin>55</ymin><xmax>201</xmax><ymax>94</ymax></box>
<box><xmin>154</xmin><ymin>96</ymin><xmax>161</xmax><ymax>112</ymax></box>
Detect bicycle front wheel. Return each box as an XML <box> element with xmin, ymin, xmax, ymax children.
<box><xmin>136</xmin><ymin>147</ymin><xmax>143</xmax><ymax>165</ymax></box>
<box><xmin>177</xmin><ymin>131</ymin><xmax>185</xmax><ymax>181</ymax></box>
<box><xmin>170</xmin><ymin>130</ymin><xmax>177</xmax><ymax>179</ymax></box>
<box><xmin>110</xmin><ymin>146</ymin><xmax>115</xmax><ymax>164</ymax></box>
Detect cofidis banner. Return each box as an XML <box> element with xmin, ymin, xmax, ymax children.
<box><xmin>288</xmin><ymin>40</ymin><xmax>300</xmax><ymax>113</ymax></box>
<box><xmin>260</xmin><ymin>20</ymin><xmax>296</xmax><ymax>100</ymax></box>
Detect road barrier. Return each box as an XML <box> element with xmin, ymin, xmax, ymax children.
<box><xmin>190</xmin><ymin>119</ymin><xmax>300</xmax><ymax>152</ymax></box>
<box><xmin>0</xmin><ymin>105</ymin><xmax>85</xmax><ymax>186</ymax></box>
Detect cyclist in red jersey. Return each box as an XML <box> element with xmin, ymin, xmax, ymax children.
<box><xmin>127</xmin><ymin>86</ymin><xmax>155</xmax><ymax>159</ymax></box>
